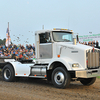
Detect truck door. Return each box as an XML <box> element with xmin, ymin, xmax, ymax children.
<box><xmin>39</xmin><ymin>32</ymin><xmax>52</xmax><ymax>59</ymax></box>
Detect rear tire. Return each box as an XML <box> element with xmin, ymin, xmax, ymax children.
<box><xmin>80</xmin><ymin>77</ymin><xmax>96</xmax><ymax>86</ymax></box>
<box><xmin>2</xmin><ymin>64</ymin><xmax>15</xmax><ymax>82</ymax></box>
<box><xmin>52</xmin><ymin>67</ymin><xmax>71</xmax><ymax>89</ymax></box>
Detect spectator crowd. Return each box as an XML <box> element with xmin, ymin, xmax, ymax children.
<box><xmin>0</xmin><ymin>44</ymin><xmax>35</xmax><ymax>60</ymax></box>
<box><xmin>0</xmin><ymin>40</ymin><xmax>99</xmax><ymax>60</ymax></box>
<box><xmin>79</xmin><ymin>40</ymin><xmax>99</xmax><ymax>48</ymax></box>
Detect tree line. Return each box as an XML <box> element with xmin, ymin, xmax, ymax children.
<box><xmin>0</xmin><ymin>38</ymin><xmax>6</xmax><ymax>45</ymax></box>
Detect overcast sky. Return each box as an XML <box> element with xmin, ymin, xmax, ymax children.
<box><xmin>0</xmin><ymin>0</ymin><xmax>100</xmax><ymax>45</ymax></box>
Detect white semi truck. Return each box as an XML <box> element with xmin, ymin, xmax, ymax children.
<box><xmin>0</xmin><ymin>28</ymin><xmax>100</xmax><ymax>89</ymax></box>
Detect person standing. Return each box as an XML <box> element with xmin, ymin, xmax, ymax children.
<box><xmin>96</xmin><ymin>41</ymin><xmax>99</xmax><ymax>48</ymax></box>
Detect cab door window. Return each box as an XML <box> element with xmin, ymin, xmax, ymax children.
<box><xmin>39</xmin><ymin>33</ymin><xmax>51</xmax><ymax>43</ymax></box>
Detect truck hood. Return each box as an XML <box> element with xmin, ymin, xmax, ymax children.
<box><xmin>56</xmin><ymin>42</ymin><xmax>93</xmax><ymax>51</ymax></box>
<box><xmin>55</xmin><ymin>42</ymin><xmax>94</xmax><ymax>69</ymax></box>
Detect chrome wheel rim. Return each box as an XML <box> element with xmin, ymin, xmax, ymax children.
<box><xmin>4</xmin><ymin>69</ymin><xmax>11</xmax><ymax>80</ymax></box>
<box><xmin>54</xmin><ymin>72</ymin><xmax>65</xmax><ymax>85</ymax></box>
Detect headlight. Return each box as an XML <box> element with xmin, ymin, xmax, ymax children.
<box><xmin>72</xmin><ymin>63</ymin><xmax>79</xmax><ymax>68</ymax></box>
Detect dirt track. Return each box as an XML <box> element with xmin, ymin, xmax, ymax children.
<box><xmin>0</xmin><ymin>74</ymin><xmax>100</xmax><ymax>100</ymax></box>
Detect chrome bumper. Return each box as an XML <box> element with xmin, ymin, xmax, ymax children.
<box><xmin>76</xmin><ymin>68</ymin><xmax>100</xmax><ymax>78</ymax></box>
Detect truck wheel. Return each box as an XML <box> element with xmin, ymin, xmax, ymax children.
<box><xmin>52</xmin><ymin>67</ymin><xmax>71</xmax><ymax>89</ymax></box>
<box><xmin>80</xmin><ymin>77</ymin><xmax>96</xmax><ymax>86</ymax></box>
<box><xmin>2</xmin><ymin>64</ymin><xmax>15</xmax><ymax>82</ymax></box>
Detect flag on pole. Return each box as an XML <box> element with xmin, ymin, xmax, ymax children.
<box><xmin>5</xmin><ymin>27</ymin><xmax>11</xmax><ymax>47</ymax></box>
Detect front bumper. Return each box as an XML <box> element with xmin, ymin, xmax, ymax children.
<box><xmin>76</xmin><ymin>68</ymin><xmax>100</xmax><ymax>78</ymax></box>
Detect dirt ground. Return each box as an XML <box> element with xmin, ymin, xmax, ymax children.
<box><xmin>0</xmin><ymin>72</ymin><xmax>100</xmax><ymax>100</ymax></box>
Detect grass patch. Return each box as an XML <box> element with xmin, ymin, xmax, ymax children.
<box><xmin>97</xmin><ymin>76</ymin><xmax>100</xmax><ymax>79</ymax></box>
<box><xmin>0</xmin><ymin>69</ymin><xmax>1</xmax><ymax>71</ymax></box>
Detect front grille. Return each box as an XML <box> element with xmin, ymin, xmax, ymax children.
<box><xmin>87</xmin><ymin>49</ymin><xmax>100</xmax><ymax>69</ymax></box>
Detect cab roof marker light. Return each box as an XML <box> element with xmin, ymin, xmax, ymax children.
<box><xmin>53</xmin><ymin>28</ymin><xmax>56</xmax><ymax>30</ymax></box>
<box><xmin>53</xmin><ymin>28</ymin><xmax>68</xmax><ymax>31</ymax></box>
<box><xmin>53</xmin><ymin>28</ymin><xmax>61</xmax><ymax>30</ymax></box>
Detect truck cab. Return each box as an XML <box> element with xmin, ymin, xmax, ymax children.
<box><xmin>35</xmin><ymin>28</ymin><xmax>73</xmax><ymax>62</ymax></box>
<box><xmin>1</xmin><ymin>28</ymin><xmax>100</xmax><ymax>89</ymax></box>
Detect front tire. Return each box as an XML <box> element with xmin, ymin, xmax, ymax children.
<box><xmin>2</xmin><ymin>64</ymin><xmax>15</xmax><ymax>82</ymax></box>
<box><xmin>80</xmin><ymin>77</ymin><xmax>96</xmax><ymax>86</ymax></box>
<box><xmin>52</xmin><ymin>67</ymin><xmax>71</xmax><ymax>89</ymax></box>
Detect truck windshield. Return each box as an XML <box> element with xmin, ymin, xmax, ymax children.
<box><xmin>52</xmin><ymin>31</ymin><xmax>73</xmax><ymax>42</ymax></box>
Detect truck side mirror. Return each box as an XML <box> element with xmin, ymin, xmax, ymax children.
<box><xmin>45</xmin><ymin>32</ymin><xmax>50</xmax><ymax>39</ymax></box>
<box><xmin>76</xmin><ymin>35</ymin><xmax>79</xmax><ymax>42</ymax></box>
